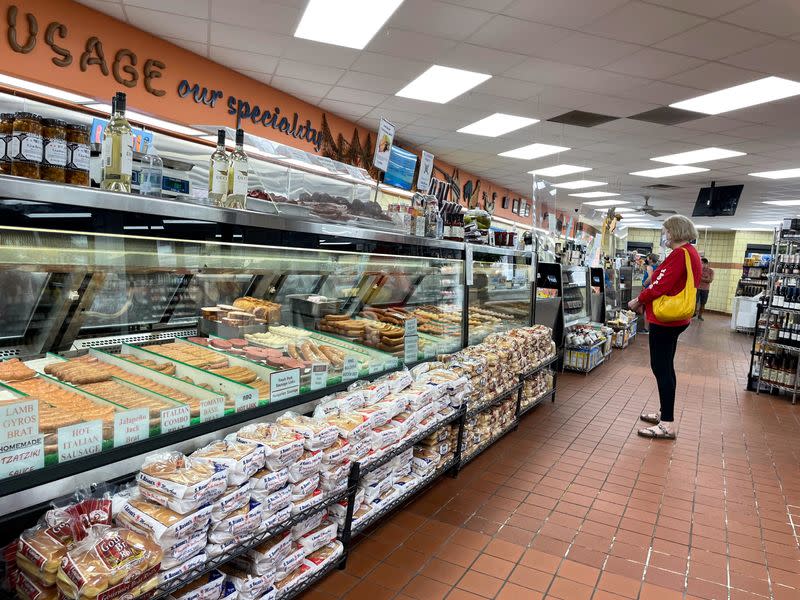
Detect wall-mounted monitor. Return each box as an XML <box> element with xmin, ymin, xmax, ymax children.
<box><xmin>692</xmin><ymin>183</ymin><xmax>743</xmax><ymax>217</ymax></box>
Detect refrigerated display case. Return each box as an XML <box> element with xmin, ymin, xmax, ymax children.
<box><xmin>562</xmin><ymin>265</ymin><xmax>590</xmax><ymax>327</ymax></box>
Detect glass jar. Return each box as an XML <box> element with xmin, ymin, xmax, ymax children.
<box><xmin>10</xmin><ymin>112</ymin><xmax>43</xmax><ymax>179</ymax></box>
<box><xmin>65</xmin><ymin>124</ymin><xmax>90</xmax><ymax>186</ymax></box>
<box><xmin>0</xmin><ymin>113</ymin><xmax>12</xmax><ymax>174</ymax></box>
<box><xmin>41</xmin><ymin>118</ymin><xmax>68</xmax><ymax>183</ymax></box>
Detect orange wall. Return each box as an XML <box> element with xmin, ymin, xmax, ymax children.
<box><xmin>0</xmin><ymin>0</ymin><xmax>572</xmax><ymax>227</ymax></box>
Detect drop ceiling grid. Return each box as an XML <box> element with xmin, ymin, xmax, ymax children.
<box><xmin>76</xmin><ymin>0</ymin><xmax>800</xmax><ymax>226</ymax></box>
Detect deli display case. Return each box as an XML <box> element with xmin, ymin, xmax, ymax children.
<box><xmin>562</xmin><ymin>265</ymin><xmax>590</xmax><ymax>327</ymax></box>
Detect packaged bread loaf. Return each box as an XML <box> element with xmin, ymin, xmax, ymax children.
<box><xmin>274</xmin><ymin>543</ymin><xmax>305</xmax><ymax>581</ymax></box>
<box><xmin>208</xmin><ymin>499</ymin><xmax>263</xmax><ymax>542</ymax></box>
<box><xmin>303</xmin><ymin>540</ymin><xmax>343</xmax><ymax>572</ymax></box>
<box><xmin>190</xmin><ymin>440</ymin><xmax>265</xmax><ymax>485</ymax></box>
<box><xmin>210</xmin><ymin>483</ymin><xmax>251</xmax><ymax>520</ymax></box>
<box><xmin>248</xmin><ymin>531</ymin><xmax>291</xmax><ymax>572</ymax></box>
<box><xmin>252</xmin><ymin>485</ymin><xmax>291</xmax><ymax>515</ymax></box>
<box><xmin>137</xmin><ymin>452</ymin><xmax>228</xmax><ymax>514</ymax></box>
<box><xmin>159</xmin><ymin>528</ymin><xmax>207</xmax><ymax>570</ymax></box>
<box><xmin>287</xmin><ymin>450</ymin><xmax>322</xmax><ymax>483</ymax></box>
<box><xmin>297</xmin><ymin>519</ymin><xmax>336</xmax><ymax>556</ymax></box>
<box><xmin>55</xmin><ymin>525</ymin><xmax>162</xmax><ymax>600</ymax></box>
<box><xmin>276</xmin><ymin>412</ymin><xmax>338</xmax><ymax>451</ymax></box>
<box><xmin>236</xmin><ymin>424</ymin><xmax>304</xmax><ymax>471</ymax></box>
<box><xmin>159</xmin><ymin>551</ymin><xmax>206</xmax><ymax>586</ymax></box>
<box><xmin>219</xmin><ymin>564</ymin><xmax>274</xmax><ymax>600</ymax></box>
<box><xmin>290</xmin><ymin>510</ymin><xmax>325</xmax><ymax>542</ymax></box>
<box><xmin>15</xmin><ymin>570</ymin><xmax>58</xmax><ymax>600</ymax></box>
<box><xmin>249</xmin><ymin>467</ymin><xmax>289</xmax><ymax>496</ymax></box>
<box><xmin>320</xmin><ymin>437</ymin><xmax>349</xmax><ymax>465</ymax></box>
<box><xmin>170</xmin><ymin>568</ymin><xmax>225</xmax><ymax>600</ymax></box>
<box><xmin>115</xmin><ymin>494</ymin><xmax>211</xmax><ymax>544</ymax></box>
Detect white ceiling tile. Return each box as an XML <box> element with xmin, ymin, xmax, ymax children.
<box><xmin>279</xmin><ymin>38</ymin><xmax>360</xmax><ymax>69</ymax></box>
<box><xmin>656</xmin><ymin>22</ymin><xmax>775</xmax><ymax>60</ymax></box>
<box><xmin>722</xmin><ymin>40</ymin><xmax>800</xmax><ymax>79</ymax></box>
<box><xmin>210</xmin><ymin>0</ymin><xmax>302</xmax><ymax>34</ymax></box>
<box><xmin>619</xmin><ymin>80</ymin><xmax>705</xmax><ymax>104</ymax></box>
<box><xmin>349</xmin><ymin>53</ymin><xmax>427</xmax><ymax>81</ymax></box>
<box><xmin>442</xmin><ymin>44</ymin><xmax>527</xmax><ymax>74</ymax></box>
<box><xmin>533</xmin><ymin>32</ymin><xmax>642</xmax><ymax>68</ymax></box>
<box><xmin>644</xmin><ymin>0</ymin><xmax>753</xmax><ymax>18</ymax></box>
<box><xmin>210</xmin><ymin>46</ymin><xmax>278</xmax><ymax>75</ymax></box>
<box><xmin>124</xmin><ymin>0</ymin><xmax>207</xmax><ymax>18</ymax></box>
<box><xmin>366</xmin><ymin>28</ymin><xmax>458</xmax><ymax>61</ymax></box>
<box><xmin>317</xmin><ymin>99</ymin><xmax>373</xmax><ymax>119</ymax></box>
<box><xmin>473</xmin><ymin>77</ymin><xmax>543</xmax><ymax>100</ymax></box>
<box><xmin>78</xmin><ymin>0</ymin><xmax>127</xmax><ymax>19</ymax></box>
<box><xmin>165</xmin><ymin>37</ymin><xmax>208</xmax><ymax>56</ymax></box>
<box><xmin>274</xmin><ymin>59</ymin><xmax>345</xmax><ymax>85</ymax></box>
<box><xmin>366</xmin><ymin>108</ymin><xmax>420</xmax><ymax>126</ymax></box>
<box><xmin>124</xmin><ymin>6</ymin><xmax>208</xmax><ymax>41</ymax></box>
<box><xmin>209</xmin><ymin>22</ymin><xmax>290</xmax><ymax>56</ymax></box>
<box><xmin>605</xmin><ymin>48</ymin><xmax>705</xmax><ymax>79</ymax></box>
<box><xmin>677</xmin><ymin>116</ymin><xmax>754</xmax><ymax>133</ymax></box>
<box><xmin>721</xmin><ymin>0</ymin><xmax>800</xmax><ymax>37</ymax></box>
<box><xmin>468</xmin><ymin>15</ymin><xmax>570</xmax><ymax>55</ymax></box>
<box><xmin>569</xmin><ymin>70</ymin><xmax>650</xmax><ymax>95</ymax></box>
<box><xmin>580</xmin><ymin>96</ymin><xmax>660</xmax><ymax>118</ymax></box>
<box><xmin>584</xmin><ymin>2</ymin><xmax>706</xmax><ymax>45</ymax></box>
<box><xmin>324</xmin><ymin>87</ymin><xmax>388</xmax><ymax>107</ymax></box>
<box><xmin>440</xmin><ymin>0</ymin><xmax>515</xmax><ymax>11</ymax></box>
<box><xmin>269</xmin><ymin>76</ymin><xmax>332</xmax><ymax>100</ymax></box>
<box><xmin>530</xmin><ymin>87</ymin><xmax>614</xmax><ymax>110</ymax></box>
<box><xmin>666</xmin><ymin>62</ymin><xmax>766</xmax><ymax>91</ymax></box>
<box><xmin>502</xmin><ymin>0</ymin><xmax>627</xmax><ymax>29</ymax></box>
<box><xmin>387</xmin><ymin>0</ymin><xmax>493</xmax><ymax>40</ymax></box>
<box><xmin>236</xmin><ymin>70</ymin><xmax>272</xmax><ymax>85</ymax></box>
<box><xmin>336</xmin><ymin>71</ymin><xmax>408</xmax><ymax>95</ymax></box>
<box><xmin>504</xmin><ymin>58</ymin><xmax>593</xmax><ymax>86</ymax></box>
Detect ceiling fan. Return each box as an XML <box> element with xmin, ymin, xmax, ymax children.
<box><xmin>632</xmin><ymin>195</ymin><xmax>677</xmax><ymax>217</ymax></box>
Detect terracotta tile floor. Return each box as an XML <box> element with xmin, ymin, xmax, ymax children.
<box><xmin>304</xmin><ymin>315</ymin><xmax>800</xmax><ymax>600</ymax></box>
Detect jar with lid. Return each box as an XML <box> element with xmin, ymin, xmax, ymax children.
<box><xmin>0</xmin><ymin>113</ymin><xmax>12</xmax><ymax>174</ymax></box>
<box><xmin>10</xmin><ymin>112</ymin><xmax>43</xmax><ymax>179</ymax></box>
<box><xmin>41</xmin><ymin>118</ymin><xmax>68</xmax><ymax>183</ymax></box>
<box><xmin>65</xmin><ymin>124</ymin><xmax>90</xmax><ymax>186</ymax></box>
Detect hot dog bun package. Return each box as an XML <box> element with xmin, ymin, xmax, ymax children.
<box><xmin>236</xmin><ymin>424</ymin><xmax>304</xmax><ymax>471</ymax></box>
<box><xmin>137</xmin><ymin>452</ymin><xmax>228</xmax><ymax>514</ymax></box>
<box><xmin>56</xmin><ymin>525</ymin><xmax>162</xmax><ymax>600</ymax></box>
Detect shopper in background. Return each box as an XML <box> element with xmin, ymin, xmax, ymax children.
<box><xmin>639</xmin><ymin>253</ymin><xmax>660</xmax><ymax>334</ymax></box>
<box><xmin>628</xmin><ymin>215</ymin><xmax>701</xmax><ymax>440</ymax></box>
<box><xmin>696</xmin><ymin>257</ymin><xmax>714</xmax><ymax>321</ymax></box>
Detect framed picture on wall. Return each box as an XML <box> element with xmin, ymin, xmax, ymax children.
<box><xmin>501</xmin><ymin>195</ymin><xmax>509</xmax><ymax>209</ymax></box>
<box><xmin>512</xmin><ymin>199</ymin><xmax>519</xmax><ymax>214</ymax></box>
<box><xmin>521</xmin><ymin>201</ymin><xmax>529</xmax><ymax>217</ymax></box>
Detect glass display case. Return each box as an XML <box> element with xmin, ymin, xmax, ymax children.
<box><xmin>562</xmin><ymin>265</ymin><xmax>590</xmax><ymax>327</ymax></box>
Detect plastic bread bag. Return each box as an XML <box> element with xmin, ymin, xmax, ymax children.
<box><xmin>273</xmin><ymin>563</ymin><xmax>312</xmax><ymax>598</ymax></box>
<box><xmin>350</xmin><ymin>504</ymin><xmax>373</xmax><ymax>530</ymax></box>
<box><xmin>191</xmin><ymin>440</ymin><xmax>265</xmax><ymax>486</ymax></box>
<box><xmin>369</xmin><ymin>424</ymin><xmax>402</xmax><ymax>452</ymax></box>
<box><xmin>66</xmin><ymin>485</ymin><xmax>114</xmax><ymax>539</ymax></box>
<box><xmin>360</xmin><ymin>477</ymin><xmax>393</xmax><ymax>504</ymax></box>
<box><xmin>362</xmin><ymin>381</ymin><xmax>390</xmax><ymax>405</ymax></box>
<box><xmin>17</xmin><ymin>508</ymin><xmax>82</xmax><ymax>586</ymax></box>
<box><xmin>273</xmin><ymin>543</ymin><xmax>305</xmax><ymax>581</ymax></box>
<box><xmin>205</xmin><ymin>533</ymin><xmax>253</xmax><ymax>560</ymax></box>
<box><xmin>347</xmin><ymin>437</ymin><xmax>371</xmax><ymax>463</ymax></box>
<box><xmin>209</xmin><ymin>499</ymin><xmax>263</xmax><ymax>542</ymax></box>
<box><xmin>290</xmin><ymin>510</ymin><xmax>326</xmax><ymax>541</ymax></box>
<box><xmin>311</xmin><ymin>397</ymin><xmax>339</xmax><ymax>419</ymax></box>
<box><xmin>236</xmin><ymin>424</ymin><xmax>304</xmax><ymax>471</ymax></box>
<box><xmin>320</xmin><ymin>461</ymin><xmax>349</xmax><ymax>493</ymax></box>
<box><xmin>115</xmin><ymin>490</ymin><xmax>212</xmax><ymax>545</ymax></box>
<box><xmin>390</xmin><ymin>411</ymin><xmax>417</xmax><ymax>438</ymax></box>
<box><xmin>297</xmin><ymin>519</ymin><xmax>336</xmax><ymax>556</ymax></box>
<box><xmin>250</xmin><ymin>484</ymin><xmax>291</xmax><ymax>516</ymax></box>
<box><xmin>290</xmin><ymin>489</ymin><xmax>323</xmax><ymax>515</ymax></box>
<box><xmin>276</xmin><ymin>412</ymin><xmax>338</xmax><ymax>451</ymax></box>
<box><xmin>412</xmin><ymin>455</ymin><xmax>438</xmax><ymax>478</ymax></box>
<box><xmin>287</xmin><ymin>450</ymin><xmax>323</xmax><ymax>483</ymax></box>
<box><xmin>328</xmin><ymin>488</ymin><xmax>363</xmax><ymax>521</ymax></box>
<box><xmin>320</xmin><ymin>437</ymin><xmax>350</xmax><ymax>466</ymax></box>
<box><xmin>248</xmin><ymin>531</ymin><xmax>292</xmax><ymax>571</ymax></box>
<box><xmin>210</xmin><ymin>483</ymin><xmax>251</xmax><ymax>521</ymax></box>
<box><xmin>249</xmin><ymin>467</ymin><xmax>289</xmax><ymax>496</ymax></box>
<box><xmin>326</xmin><ymin>413</ymin><xmax>371</xmax><ymax>441</ymax></box>
<box><xmin>219</xmin><ymin>564</ymin><xmax>274</xmax><ymax>600</ymax></box>
<box><xmin>262</xmin><ymin>505</ymin><xmax>292</xmax><ymax>530</ymax></box>
<box><xmin>303</xmin><ymin>540</ymin><xmax>343</xmax><ymax>573</ymax></box>
<box><xmin>137</xmin><ymin>452</ymin><xmax>228</xmax><ymax>514</ymax></box>
<box><xmin>394</xmin><ymin>474</ymin><xmax>419</xmax><ymax>492</ymax></box>
<box><xmin>170</xmin><ymin>568</ymin><xmax>225</xmax><ymax>600</ymax></box>
<box><xmin>290</xmin><ymin>474</ymin><xmax>320</xmax><ymax>501</ymax></box>
<box><xmin>159</xmin><ymin>551</ymin><xmax>206</xmax><ymax>586</ymax></box>
<box><xmin>353</xmin><ymin>405</ymin><xmax>390</xmax><ymax>429</ymax></box>
<box><xmin>218</xmin><ymin>580</ymin><xmax>238</xmax><ymax>600</ymax></box>
<box><xmin>409</xmin><ymin>362</ymin><xmax>432</xmax><ymax>378</ymax></box>
<box><xmin>403</xmin><ymin>385</ymin><xmax>435</xmax><ymax>411</ymax></box>
<box><xmin>383</xmin><ymin>369</ymin><xmax>413</xmax><ymax>393</ymax></box>
<box><xmin>373</xmin><ymin>396</ymin><xmax>405</xmax><ymax>421</ymax></box>
<box><xmin>160</xmin><ymin>529</ymin><xmax>207</xmax><ymax>570</ymax></box>
<box><xmin>360</xmin><ymin>462</ymin><xmax>393</xmax><ymax>486</ymax></box>
<box><xmin>412</xmin><ymin>402</ymin><xmax>437</xmax><ymax>426</ymax></box>
<box><xmin>15</xmin><ymin>570</ymin><xmax>59</xmax><ymax>600</ymax></box>
<box><xmin>55</xmin><ymin>525</ymin><xmax>162</xmax><ymax>600</ymax></box>
<box><xmin>369</xmin><ymin>486</ymin><xmax>398</xmax><ymax>511</ymax></box>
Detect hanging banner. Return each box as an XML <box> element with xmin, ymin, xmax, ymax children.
<box><xmin>417</xmin><ymin>150</ymin><xmax>434</xmax><ymax>192</ymax></box>
<box><xmin>373</xmin><ymin>117</ymin><xmax>396</xmax><ymax>171</ymax></box>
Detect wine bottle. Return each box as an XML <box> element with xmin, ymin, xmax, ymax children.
<box><xmin>101</xmin><ymin>92</ymin><xmax>133</xmax><ymax>192</ymax></box>
<box><xmin>226</xmin><ymin>128</ymin><xmax>249</xmax><ymax>209</ymax></box>
<box><xmin>208</xmin><ymin>129</ymin><xmax>229</xmax><ymax>206</ymax></box>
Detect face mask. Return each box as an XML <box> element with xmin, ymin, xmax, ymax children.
<box><xmin>661</xmin><ymin>230</ymin><xmax>670</xmax><ymax>249</ymax></box>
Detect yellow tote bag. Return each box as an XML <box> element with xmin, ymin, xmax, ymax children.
<box><xmin>652</xmin><ymin>248</ymin><xmax>696</xmax><ymax>322</ymax></box>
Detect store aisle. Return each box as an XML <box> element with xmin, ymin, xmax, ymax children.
<box><xmin>307</xmin><ymin>315</ymin><xmax>800</xmax><ymax>600</ymax></box>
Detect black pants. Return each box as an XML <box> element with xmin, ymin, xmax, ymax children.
<box><xmin>648</xmin><ymin>323</ymin><xmax>689</xmax><ymax>422</ymax></box>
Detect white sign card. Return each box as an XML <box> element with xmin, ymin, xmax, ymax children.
<box><xmin>404</xmin><ymin>336</ymin><xmax>419</xmax><ymax>364</ymax></box>
<box><xmin>0</xmin><ymin>400</ymin><xmax>38</xmax><ymax>446</ymax></box>
<box><xmin>341</xmin><ymin>356</ymin><xmax>359</xmax><ymax>382</ymax></box>
<box><xmin>200</xmin><ymin>397</ymin><xmax>225</xmax><ymax>423</ymax></box>
<box><xmin>235</xmin><ymin>393</ymin><xmax>259</xmax><ymax>413</ymax></box>
<box><xmin>270</xmin><ymin>368</ymin><xmax>300</xmax><ymax>401</ymax></box>
<box><xmin>114</xmin><ymin>408</ymin><xmax>149</xmax><ymax>447</ymax></box>
<box><xmin>0</xmin><ymin>436</ymin><xmax>44</xmax><ymax>479</ymax></box>
<box><xmin>404</xmin><ymin>318</ymin><xmax>418</xmax><ymax>337</ymax></box>
<box><xmin>161</xmin><ymin>406</ymin><xmax>191</xmax><ymax>433</ymax></box>
<box><xmin>310</xmin><ymin>363</ymin><xmax>328</xmax><ymax>391</ymax></box>
<box><xmin>58</xmin><ymin>421</ymin><xmax>103</xmax><ymax>462</ymax></box>
<box><xmin>417</xmin><ymin>150</ymin><xmax>434</xmax><ymax>192</ymax></box>
<box><xmin>373</xmin><ymin>117</ymin><xmax>396</xmax><ymax>171</ymax></box>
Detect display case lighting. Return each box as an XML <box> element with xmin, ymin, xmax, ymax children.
<box><xmin>87</xmin><ymin>103</ymin><xmax>205</xmax><ymax>137</ymax></box>
<box><xmin>0</xmin><ymin>74</ymin><xmax>93</xmax><ymax>104</ymax></box>
<box><xmin>27</xmin><ymin>212</ymin><xmax>92</xmax><ymax>218</ymax></box>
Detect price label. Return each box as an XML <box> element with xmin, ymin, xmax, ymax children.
<box><xmin>58</xmin><ymin>420</ymin><xmax>103</xmax><ymax>462</ymax></box>
<box><xmin>423</xmin><ymin>345</ymin><xmax>435</xmax><ymax>359</ymax></box>
<box><xmin>235</xmin><ymin>393</ymin><xmax>258</xmax><ymax>413</ymax></box>
<box><xmin>200</xmin><ymin>397</ymin><xmax>225</xmax><ymax>423</ymax></box>
<box><xmin>310</xmin><ymin>363</ymin><xmax>328</xmax><ymax>391</ymax></box>
<box><xmin>0</xmin><ymin>400</ymin><xmax>38</xmax><ymax>446</ymax></box>
<box><xmin>404</xmin><ymin>318</ymin><xmax>418</xmax><ymax>337</ymax></box>
<box><xmin>160</xmin><ymin>406</ymin><xmax>190</xmax><ymax>433</ymax></box>
<box><xmin>404</xmin><ymin>335</ymin><xmax>419</xmax><ymax>364</ymax></box>
<box><xmin>0</xmin><ymin>436</ymin><xmax>44</xmax><ymax>478</ymax></box>
<box><xmin>368</xmin><ymin>361</ymin><xmax>383</xmax><ymax>375</ymax></box>
<box><xmin>341</xmin><ymin>356</ymin><xmax>359</xmax><ymax>382</ymax></box>
<box><xmin>270</xmin><ymin>368</ymin><xmax>300</xmax><ymax>401</ymax></box>
<box><xmin>113</xmin><ymin>408</ymin><xmax>149</xmax><ymax>447</ymax></box>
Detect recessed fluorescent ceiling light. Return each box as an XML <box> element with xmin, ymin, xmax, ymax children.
<box><xmin>553</xmin><ymin>180</ymin><xmax>607</xmax><ymax>190</ymax></box>
<box><xmin>529</xmin><ymin>164</ymin><xmax>592</xmax><ymax>177</ymax></box>
<box><xmin>733</xmin><ymin>228</ymin><xmax>772</xmax><ymax>231</ymax></box>
<box><xmin>753</xmin><ymin>220</ymin><xmax>782</xmax><ymax>225</ymax></box>
<box><xmin>88</xmin><ymin>104</ymin><xmax>204</xmax><ymax>137</ymax></box>
<box><xmin>630</xmin><ymin>165</ymin><xmax>709</xmax><ymax>178</ymax></box>
<box><xmin>763</xmin><ymin>200</ymin><xmax>800</xmax><ymax>206</ymax></box>
<box><xmin>670</xmin><ymin>76</ymin><xmax>800</xmax><ymax>115</ymax></box>
<box><xmin>569</xmin><ymin>191</ymin><xmax>620</xmax><ymax>198</ymax></box>
<box><xmin>652</xmin><ymin>147</ymin><xmax>745</xmax><ymax>164</ymax></box>
<box><xmin>0</xmin><ymin>73</ymin><xmax>92</xmax><ymax>103</ymax></box>
<box><xmin>750</xmin><ymin>168</ymin><xmax>800</xmax><ymax>179</ymax></box>
<box><xmin>499</xmin><ymin>143</ymin><xmax>570</xmax><ymax>160</ymax></box>
<box><xmin>458</xmin><ymin>113</ymin><xmax>538</xmax><ymax>137</ymax></box>
<box><xmin>582</xmin><ymin>199</ymin><xmax>629</xmax><ymax>207</ymax></box>
<box><xmin>295</xmin><ymin>0</ymin><xmax>404</xmax><ymax>49</ymax></box>
<box><xmin>396</xmin><ymin>65</ymin><xmax>491</xmax><ymax>104</ymax></box>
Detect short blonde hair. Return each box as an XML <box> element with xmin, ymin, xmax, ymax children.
<box><xmin>662</xmin><ymin>215</ymin><xmax>698</xmax><ymax>243</ymax></box>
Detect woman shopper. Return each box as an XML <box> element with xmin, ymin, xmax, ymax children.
<box><xmin>628</xmin><ymin>215</ymin><xmax>701</xmax><ymax>439</ymax></box>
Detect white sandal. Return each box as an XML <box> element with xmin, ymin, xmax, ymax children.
<box><xmin>637</xmin><ymin>423</ymin><xmax>675</xmax><ymax>439</ymax></box>
<box><xmin>640</xmin><ymin>412</ymin><xmax>660</xmax><ymax>424</ymax></box>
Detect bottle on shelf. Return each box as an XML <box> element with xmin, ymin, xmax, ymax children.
<box><xmin>101</xmin><ymin>92</ymin><xmax>134</xmax><ymax>193</ymax></box>
<box><xmin>139</xmin><ymin>139</ymin><xmax>163</xmax><ymax>197</ymax></box>
<box><xmin>208</xmin><ymin>129</ymin><xmax>229</xmax><ymax>206</ymax></box>
<box><xmin>227</xmin><ymin>128</ymin><xmax>248</xmax><ymax>209</ymax></box>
